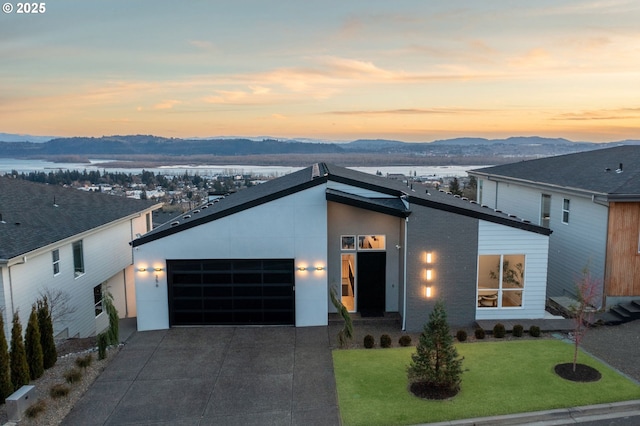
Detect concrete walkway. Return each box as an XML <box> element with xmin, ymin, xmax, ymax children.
<box><xmin>62</xmin><ymin>324</ymin><xmax>340</xmax><ymax>425</ymax></box>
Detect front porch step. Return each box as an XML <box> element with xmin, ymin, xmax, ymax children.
<box><xmin>328</xmin><ymin>312</ymin><xmax>401</xmax><ymax>327</ymax></box>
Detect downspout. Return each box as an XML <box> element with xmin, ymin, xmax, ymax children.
<box><xmin>402</xmin><ymin>217</ymin><xmax>408</xmax><ymax>331</ymax></box>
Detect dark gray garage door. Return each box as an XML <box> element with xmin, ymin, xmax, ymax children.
<box><xmin>167</xmin><ymin>259</ymin><xmax>295</xmax><ymax>326</ymax></box>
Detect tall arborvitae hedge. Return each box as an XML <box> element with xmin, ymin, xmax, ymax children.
<box><xmin>25</xmin><ymin>305</ymin><xmax>44</xmax><ymax>380</ymax></box>
<box><xmin>10</xmin><ymin>312</ymin><xmax>30</xmax><ymax>390</ymax></box>
<box><xmin>37</xmin><ymin>297</ymin><xmax>57</xmax><ymax>369</ymax></box>
<box><xmin>0</xmin><ymin>313</ymin><xmax>13</xmax><ymax>403</ymax></box>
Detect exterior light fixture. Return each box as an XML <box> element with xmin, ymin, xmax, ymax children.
<box><xmin>425</xmin><ymin>286</ymin><xmax>432</xmax><ymax>298</ymax></box>
<box><xmin>315</xmin><ymin>266</ymin><xmax>325</xmax><ymax>271</ymax></box>
<box><xmin>154</xmin><ymin>267</ymin><xmax>164</xmax><ymax>272</ymax></box>
<box><xmin>137</xmin><ymin>267</ymin><xmax>147</xmax><ymax>272</ymax></box>
<box><xmin>425</xmin><ymin>269</ymin><xmax>433</xmax><ymax>281</ymax></box>
<box><xmin>297</xmin><ymin>266</ymin><xmax>307</xmax><ymax>271</ymax></box>
<box><xmin>426</xmin><ymin>252</ymin><xmax>433</xmax><ymax>263</ymax></box>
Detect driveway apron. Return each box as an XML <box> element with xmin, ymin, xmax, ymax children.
<box><xmin>62</xmin><ymin>326</ymin><xmax>340</xmax><ymax>426</ymax></box>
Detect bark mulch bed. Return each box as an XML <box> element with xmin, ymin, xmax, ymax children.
<box><xmin>554</xmin><ymin>363</ymin><xmax>602</xmax><ymax>382</ymax></box>
<box><xmin>409</xmin><ymin>381</ymin><xmax>460</xmax><ymax>400</ymax></box>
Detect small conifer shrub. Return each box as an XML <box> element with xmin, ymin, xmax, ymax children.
<box><xmin>363</xmin><ymin>335</ymin><xmax>375</xmax><ymax>348</ymax></box>
<box><xmin>49</xmin><ymin>383</ymin><xmax>70</xmax><ymax>399</ymax></box>
<box><xmin>37</xmin><ymin>297</ymin><xmax>57</xmax><ymax>370</ymax></box>
<box><xmin>474</xmin><ymin>327</ymin><xmax>486</xmax><ymax>340</ymax></box>
<box><xmin>512</xmin><ymin>324</ymin><xmax>524</xmax><ymax>337</ymax></box>
<box><xmin>380</xmin><ymin>334</ymin><xmax>392</xmax><ymax>348</ymax></box>
<box><xmin>493</xmin><ymin>323</ymin><xmax>506</xmax><ymax>338</ymax></box>
<box><xmin>0</xmin><ymin>313</ymin><xmax>12</xmax><ymax>403</ymax></box>
<box><xmin>10</xmin><ymin>312</ymin><xmax>30</xmax><ymax>390</ymax></box>
<box><xmin>64</xmin><ymin>368</ymin><xmax>82</xmax><ymax>384</ymax></box>
<box><xmin>25</xmin><ymin>305</ymin><xmax>44</xmax><ymax>380</ymax></box>
<box><xmin>456</xmin><ymin>329</ymin><xmax>468</xmax><ymax>342</ymax></box>
<box><xmin>98</xmin><ymin>333</ymin><xmax>108</xmax><ymax>360</ymax></box>
<box><xmin>398</xmin><ymin>335</ymin><xmax>412</xmax><ymax>347</ymax></box>
<box><xmin>529</xmin><ymin>325</ymin><xmax>541</xmax><ymax>337</ymax></box>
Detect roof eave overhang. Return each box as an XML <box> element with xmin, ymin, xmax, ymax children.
<box><xmin>326</xmin><ymin>191</ymin><xmax>410</xmax><ymax>218</ymax></box>
<box><xmin>408</xmin><ymin>195</ymin><xmax>552</xmax><ymax>236</ymax></box>
<box><xmin>469</xmin><ymin>171</ymin><xmax>607</xmax><ymax>200</ymax></box>
<box><xmin>327</xmin><ymin>174</ymin><xmax>405</xmax><ymax>197</ymax></box>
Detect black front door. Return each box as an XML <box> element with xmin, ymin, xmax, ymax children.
<box><xmin>357</xmin><ymin>252</ymin><xmax>386</xmax><ymax>317</ymax></box>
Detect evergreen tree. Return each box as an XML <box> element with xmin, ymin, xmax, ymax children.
<box><xmin>0</xmin><ymin>313</ymin><xmax>13</xmax><ymax>403</ymax></box>
<box><xmin>37</xmin><ymin>297</ymin><xmax>57</xmax><ymax>370</ymax></box>
<box><xmin>25</xmin><ymin>305</ymin><xmax>44</xmax><ymax>380</ymax></box>
<box><xmin>408</xmin><ymin>300</ymin><xmax>463</xmax><ymax>395</ymax></box>
<box><xmin>449</xmin><ymin>177</ymin><xmax>462</xmax><ymax>195</ymax></box>
<box><xmin>104</xmin><ymin>291</ymin><xmax>119</xmax><ymax>346</ymax></box>
<box><xmin>10</xmin><ymin>312</ymin><xmax>30</xmax><ymax>390</ymax></box>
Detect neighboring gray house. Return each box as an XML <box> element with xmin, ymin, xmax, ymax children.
<box><xmin>0</xmin><ymin>176</ymin><xmax>161</xmax><ymax>339</ymax></box>
<box><xmin>469</xmin><ymin>145</ymin><xmax>640</xmax><ymax>309</ymax></box>
<box><xmin>132</xmin><ymin>163</ymin><xmax>550</xmax><ymax>332</ymax></box>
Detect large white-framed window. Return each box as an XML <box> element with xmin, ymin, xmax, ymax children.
<box><xmin>52</xmin><ymin>249</ymin><xmax>60</xmax><ymax>276</ymax></box>
<box><xmin>562</xmin><ymin>198</ymin><xmax>570</xmax><ymax>224</ymax></box>
<box><xmin>477</xmin><ymin>254</ymin><xmax>525</xmax><ymax>308</ymax></box>
<box><xmin>73</xmin><ymin>240</ymin><xmax>84</xmax><ymax>278</ymax></box>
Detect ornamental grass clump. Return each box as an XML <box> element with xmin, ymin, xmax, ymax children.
<box><xmin>64</xmin><ymin>368</ymin><xmax>82</xmax><ymax>384</ymax></box>
<box><xmin>49</xmin><ymin>383</ymin><xmax>70</xmax><ymax>399</ymax></box>
<box><xmin>24</xmin><ymin>399</ymin><xmax>46</xmax><ymax>419</ymax></box>
<box><xmin>75</xmin><ymin>353</ymin><xmax>93</xmax><ymax>369</ymax></box>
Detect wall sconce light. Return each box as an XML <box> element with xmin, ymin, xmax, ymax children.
<box><xmin>297</xmin><ymin>265</ymin><xmax>325</xmax><ymax>272</ymax></box>
<box><xmin>426</xmin><ymin>252</ymin><xmax>433</xmax><ymax>263</ymax></box>
<box><xmin>425</xmin><ymin>269</ymin><xmax>433</xmax><ymax>281</ymax></box>
<box><xmin>425</xmin><ymin>286</ymin><xmax>432</xmax><ymax>298</ymax></box>
<box><xmin>137</xmin><ymin>267</ymin><xmax>147</xmax><ymax>272</ymax></box>
<box><xmin>154</xmin><ymin>267</ymin><xmax>164</xmax><ymax>272</ymax></box>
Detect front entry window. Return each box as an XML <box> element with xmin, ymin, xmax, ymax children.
<box><xmin>358</xmin><ymin>235</ymin><xmax>385</xmax><ymax>250</ymax></box>
<box><xmin>341</xmin><ymin>254</ymin><xmax>356</xmax><ymax>312</ymax></box>
<box><xmin>477</xmin><ymin>254</ymin><xmax>525</xmax><ymax>308</ymax></box>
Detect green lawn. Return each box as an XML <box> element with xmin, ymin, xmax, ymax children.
<box><xmin>333</xmin><ymin>339</ymin><xmax>640</xmax><ymax>426</ymax></box>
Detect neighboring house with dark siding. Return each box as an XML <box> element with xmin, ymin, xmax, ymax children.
<box><xmin>0</xmin><ymin>176</ymin><xmax>161</xmax><ymax>339</ymax></box>
<box><xmin>469</xmin><ymin>145</ymin><xmax>640</xmax><ymax>308</ymax></box>
<box><xmin>132</xmin><ymin>163</ymin><xmax>550</xmax><ymax>332</ymax></box>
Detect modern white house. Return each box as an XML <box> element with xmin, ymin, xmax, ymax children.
<box><xmin>0</xmin><ymin>176</ymin><xmax>161</xmax><ymax>339</ymax></box>
<box><xmin>132</xmin><ymin>163</ymin><xmax>551</xmax><ymax>332</ymax></box>
<box><xmin>469</xmin><ymin>145</ymin><xmax>640</xmax><ymax>310</ymax></box>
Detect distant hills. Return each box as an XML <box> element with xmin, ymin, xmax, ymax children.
<box><xmin>1</xmin><ymin>133</ymin><xmax>639</xmax><ymax>161</ymax></box>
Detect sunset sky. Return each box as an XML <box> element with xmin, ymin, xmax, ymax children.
<box><xmin>1</xmin><ymin>1</ymin><xmax>639</xmax><ymax>142</ymax></box>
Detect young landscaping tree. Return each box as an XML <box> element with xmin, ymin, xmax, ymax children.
<box><xmin>25</xmin><ymin>305</ymin><xmax>44</xmax><ymax>380</ymax></box>
<box><xmin>570</xmin><ymin>267</ymin><xmax>602</xmax><ymax>372</ymax></box>
<box><xmin>329</xmin><ymin>287</ymin><xmax>353</xmax><ymax>348</ymax></box>
<box><xmin>408</xmin><ymin>300</ymin><xmax>463</xmax><ymax>399</ymax></box>
<box><xmin>38</xmin><ymin>287</ymin><xmax>77</xmax><ymax>328</ymax></box>
<box><xmin>10</xmin><ymin>311</ymin><xmax>30</xmax><ymax>390</ymax></box>
<box><xmin>0</xmin><ymin>313</ymin><xmax>13</xmax><ymax>403</ymax></box>
<box><xmin>37</xmin><ymin>297</ymin><xmax>57</xmax><ymax>370</ymax></box>
<box><xmin>103</xmin><ymin>290</ymin><xmax>119</xmax><ymax>346</ymax></box>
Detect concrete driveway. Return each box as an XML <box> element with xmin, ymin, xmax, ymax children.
<box><xmin>62</xmin><ymin>326</ymin><xmax>340</xmax><ymax>425</ymax></box>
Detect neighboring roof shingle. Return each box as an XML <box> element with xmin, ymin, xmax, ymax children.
<box><xmin>133</xmin><ymin>162</ymin><xmax>549</xmax><ymax>247</ymax></box>
<box><xmin>469</xmin><ymin>145</ymin><xmax>640</xmax><ymax>197</ymax></box>
<box><xmin>0</xmin><ymin>177</ymin><xmax>159</xmax><ymax>260</ymax></box>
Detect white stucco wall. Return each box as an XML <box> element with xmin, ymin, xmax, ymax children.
<box><xmin>134</xmin><ymin>184</ymin><xmax>329</xmax><ymax>331</ymax></box>
<box><xmin>476</xmin><ymin>220</ymin><xmax>549</xmax><ymax>320</ymax></box>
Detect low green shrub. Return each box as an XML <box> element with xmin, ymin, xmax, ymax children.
<box><xmin>493</xmin><ymin>323</ymin><xmax>506</xmax><ymax>338</ymax></box>
<box><xmin>363</xmin><ymin>335</ymin><xmax>375</xmax><ymax>349</ymax></box>
<box><xmin>456</xmin><ymin>329</ymin><xmax>468</xmax><ymax>342</ymax></box>
<box><xmin>64</xmin><ymin>368</ymin><xmax>82</xmax><ymax>384</ymax></box>
<box><xmin>529</xmin><ymin>325</ymin><xmax>541</xmax><ymax>337</ymax></box>
<box><xmin>98</xmin><ymin>333</ymin><xmax>108</xmax><ymax>360</ymax></box>
<box><xmin>75</xmin><ymin>353</ymin><xmax>93</xmax><ymax>369</ymax></box>
<box><xmin>474</xmin><ymin>327</ymin><xmax>486</xmax><ymax>339</ymax></box>
<box><xmin>49</xmin><ymin>383</ymin><xmax>70</xmax><ymax>399</ymax></box>
<box><xmin>380</xmin><ymin>334</ymin><xmax>392</xmax><ymax>348</ymax></box>
<box><xmin>24</xmin><ymin>399</ymin><xmax>46</xmax><ymax>418</ymax></box>
<box><xmin>398</xmin><ymin>335</ymin><xmax>412</xmax><ymax>347</ymax></box>
<box><xmin>512</xmin><ymin>324</ymin><xmax>524</xmax><ymax>337</ymax></box>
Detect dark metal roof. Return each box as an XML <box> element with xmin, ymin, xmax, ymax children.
<box><xmin>0</xmin><ymin>176</ymin><xmax>159</xmax><ymax>261</ymax></box>
<box><xmin>132</xmin><ymin>162</ymin><xmax>550</xmax><ymax>247</ymax></box>
<box><xmin>469</xmin><ymin>145</ymin><xmax>640</xmax><ymax>199</ymax></box>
